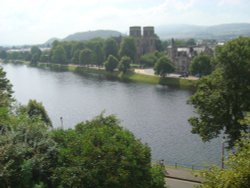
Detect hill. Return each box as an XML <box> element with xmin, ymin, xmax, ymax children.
<box><xmin>63</xmin><ymin>30</ymin><xmax>122</xmax><ymax>41</ymax></box>
<box><xmin>156</xmin><ymin>23</ymin><xmax>250</xmax><ymax>41</ymax></box>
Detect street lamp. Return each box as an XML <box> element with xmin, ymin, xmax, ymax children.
<box><xmin>60</xmin><ymin>116</ymin><xmax>63</xmax><ymax>129</ymax></box>
<box><xmin>221</xmin><ymin>136</ymin><xmax>225</xmax><ymax>169</ymax></box>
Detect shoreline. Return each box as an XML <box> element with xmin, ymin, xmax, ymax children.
<box><xmin>1</xmin><ymin>60</ymin><xmax>198</xmax><ymax>89</ymax></box>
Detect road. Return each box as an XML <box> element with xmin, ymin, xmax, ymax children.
<box><xmin>166</xmin><ymin>178</ymin><xmax>201</xmax><ymax>188</ymax></box>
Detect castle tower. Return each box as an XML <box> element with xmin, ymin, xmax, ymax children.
<box><xmin>129</xmin><ymin>26</ymin><xmax>141</xmax><ymax>37</ymax></box>
<box><xmin>129</xmin><ymin>26</ymin><xmax>142</xmax><ymax>63</ymax></box>
<box><xmin>142</xmin><ymin>26</ymin><xmax>156</xmax><ymax>54</ymax></box>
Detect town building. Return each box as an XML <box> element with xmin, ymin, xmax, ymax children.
<box><xmin>167</xmin><ymin>38</ymin><xmax>213</xmax><ymax>73</ymax></box>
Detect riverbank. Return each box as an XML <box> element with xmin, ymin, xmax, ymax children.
<box><xmin>1</xmin><ymin>60</ymin><xmax>197</xmax><ymax>89</ymax></box>
<box><xmin>37</xmin><ymin>63</ymin><xmax>197</xmax><ymax>89</ymax></box>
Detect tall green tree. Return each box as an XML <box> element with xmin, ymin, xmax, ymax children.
<box><xmin>25</xmin><ymin>99</ymin><xmax>52</xmax><ymax>127</ymax></box>
<box><xmin>0</xmin><ymin>50</ymin><xmax>7</xmax><ymax>59</ymax></box>
<box><xmin>118</xmin><ymin>56</ymin><xmax>131</xmax><ymax>73</ymax></box>
<box><xmin>94</xmin><ymin>43</ymin><xmax>105</xmax><ymax>67</ymax></box>
<box><xmin>79</xmin><ymin>48</ymin><xmax>94</xmax><ymax>66</ymax></box>
<box><xmin>188</xmin><ymin>37</ymin><xmax>250</xmax><ymax>147</ymax></box>
<box><xmin>30</xmin><ymin>46</ymin><xmax>42</xmax><ymax>64</ymax></box>
<box><xmin>154</xmin><ymin>56</ymin><xmax>175</xmax><ymax>77</ymax></box>
<box><xmin>51</xmin><ymin>45</ymin><xmax>67</xmax><ymax>64</ymax></box>
<box><xmin>119</xmin><ymin>37</ymin><xmax>136</xmax><ymax>63</ymax></box>
<box><xmin>104</xmin><ymin>55</ymin><xmax>118</xmax><ymax>72</ymax></box>
<box><xmin>0</xmin><ymin>66</ymin><xmax>13</xmax><ymax>108</ymax></box>
<box><xmin>189</xmin><ymin>54</ymin><xmax>212</xmax><ymax>76</ymax></box>
<box><xmin>104</xmin><ymin>38</ymin><xmax>118</xmax><ymax>58</ymax></box>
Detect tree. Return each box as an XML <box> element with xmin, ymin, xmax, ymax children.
<box><xmin>104</xmin><ymin>55</ymin><xmax>119</xmax><ymax>72</ymax></box>
<box><xmin>0</xmin><ymin>115</ymin><xmax>57</xmax><ymax>188</ymax></box>
<box><xmin>119</xmin><ymin>37</ymin><xmax>136</xmax><ymax>62</ymax></box>
<box><xmin>24</xmin><ymin>99</ymin><xmax>52</xmax><ymax>127</ymax></box>
<box><xmin>30</xmin><ymin>46</ymin><xmax>42</xmax><ymax>64</ymax></box>
<box><xmin>0</xmin><ymin>67</ymin><xmax>13</xmax><ymax>109</ymax></box>
<box><xmin>188</xmin><ymin>37</ymin><xmax>250</xmax><ymax>147</ymax></box>
<box><xmin>94</xmin><ymin>43</ymin><xmax>105</xmax><ymax>67</ymax></box>
<box><xmin>51</xmin><ymin>45</ymin><xmax>67</xmax><ymax>64</ymax></box>
<box><xmin>104</xmin><ymin>38</ymin><xmax>118</xmax><ymax>58</ymax></box>
<box><xmin>201</xmin><ymin>134</ymin><xmax>250</xmax><ymax>188</ymax></box>
<box><xmin>140</xmin><ymin>52</ymin><xmax>158</xmax><ymax>67</ymax></box>
<box><xmin>0</xmin><ymin>50</ymin><xmax>7</xmax><ymax>59</ymax></box>
<box><xmin>71</xmin><ymin>49</ymin><xmax>80</xmax><ymax>64</ymax></box>
<box><xmin>189</xmin><ymin>54</ymin><xmax>213</xmax><ymax>76</ymax></box>
<box><xmin>79</xmin><ymin>48</ymin><xmax>94</xmax><ymax>66</ymax></box>
<box><xmin>51</xmin><ymin>114</ymin><xmax>165</xmax><ymax>188</ymax></box>
<box><xmin>118</xmin><ymin>56</ymin><xmax>131</xmax><ymax>73</ymax></box>
<box><xmin>154</xmin><ymin>56</ymin><xmax>175</xmax><ymax>77</ymax></box>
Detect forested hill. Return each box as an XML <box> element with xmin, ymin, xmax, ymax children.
<box><xmin>63</xmin><ymin>30</ymin><xmax>122</xmax><ymax>41</ymax></box>
<box><xmin>156</xmin><ymin>23</ymin><xmax>250</xmax><ymax>40</ymax></box>
<box><xmin>44</xmin><ymin>30</ymin><xmax>123</xmax><ymax>45</ymax></box>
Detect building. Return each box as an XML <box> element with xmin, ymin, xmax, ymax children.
<box><xmin>129</xmin><ymin>26</ymin><xmax>157</xmax><ymax>63</ymax></box>
<box><xmin>167</xmin><ymin>38</ymin><xmax>213</xmax><ymax>73</ymax></box>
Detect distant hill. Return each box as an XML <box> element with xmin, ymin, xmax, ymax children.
<box><xmin>43</xmin><ymin>37</ymin><xmax>61</xmax><ymax>46</ymax></box>
<box><xmin>43</xmin><ymin>30</ymin><xmax>123</xmax><ymax>46</ymax></box>
<box><xmin>63</xmin><ymin>30</ymin><xmax>123</xmax><ymax>41</ymax></box>
<box><xmin>156</xmin><ymin>23</ymin><xmax>250</xmax><ymax>41</ymax></box>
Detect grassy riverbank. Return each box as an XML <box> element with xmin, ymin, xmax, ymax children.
<box><xmin>41</xmin><ymin>63</ymin><xmax>197</xmax><ymax>89</ymax></box>
<box><xmin>3</xmin><ymin>61</ymin><xmax>197</xmax><ymax>89</ymax></box>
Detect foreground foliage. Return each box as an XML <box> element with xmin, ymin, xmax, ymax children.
<box><xmin>189</xmin><ymin>37</ymin><xmax>250</xmax><ymax>147</ymax></box>
<box><xmin>51</xmin><ymin>114</ymin><xmax>165</xmax><ymax>188</ymax></box>
<box><xmin>201</xmin><ymin>135</ymin><xmax>250</xmax><ymax>188</ymax></box>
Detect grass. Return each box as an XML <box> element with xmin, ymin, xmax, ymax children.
<box><xmin>8</xmin><ymin>62</ymin><xmax>197</xmax><ymax>89</ymax></box>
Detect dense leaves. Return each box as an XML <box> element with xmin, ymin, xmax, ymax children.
<box><xmin>154</xmin><ymin>56</ymin><xmax>175</xmax><ymax>77</ymax></box>
<box><xmin>104</xmin><ymin>55</ymin><xmax>119</xmax><ymax>72</ymax></box>
<box><xmin>51</xmin><ymin>114</ymin><xmax>160</xmax><ymax>188</ymax></box>
<box><xmin>201</xmin><ymin>134</ymin><xmax>250</xmax><ymax>188</ymax></box>
<box><xmin>189</xmin><ymin>54</ymin><xmax>212</xmax><ymax>76</ymax></box>
<box><xmin>118</xmin><ymin>56</ymin><xmax>131</xmax><ymax>73</ymax></box>
<box><xmin>119</xmin><ymin>37</ymin><xmax>136</xmax><ymax>63</ymax></box>
<box><xmin>189</xmin><ymin>37</ymin><xmax>250</xmax><ymax>147</ymax></box>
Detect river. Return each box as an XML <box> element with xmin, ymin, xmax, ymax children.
<box><xmin>1</xmin><ymin>63</ymin><xmax>222</xmax><ymax>168</ymax></box>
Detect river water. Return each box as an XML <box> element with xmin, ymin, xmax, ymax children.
<box><xmin>1</xmin><ymin>63</ymin><xmax>222</xmax><ymax>168</ymax></box>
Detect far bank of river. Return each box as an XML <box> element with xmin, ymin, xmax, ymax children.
<box><xmin>35</xmin><ymin>62</ymin><xmax>198</xmax><ymax>89</ymax></box>
<box><xmin>1</xmin><ymin>62</ymin><xmax>223</xmax><ymax>169</ymax></box>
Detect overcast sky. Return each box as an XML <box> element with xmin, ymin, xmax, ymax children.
<box><xmin>0</xmin><ymin>0</ymin><xmax>249</xmax><ymax>45</ymax></box>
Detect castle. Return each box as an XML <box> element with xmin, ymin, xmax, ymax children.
<box><xmin>129</xmin><ymin>26</ymin><xmax>157</xmax><ymax>63</ymax></box>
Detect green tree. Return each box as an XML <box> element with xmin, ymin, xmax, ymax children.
<box><xmin>104</xmin><ymin>38</ymin><xmax>118</xmax><ymax>58</ymax></box>
<box><xmin>140</xmin><ymin>53</ymin><xmax>158</xmax><ymax>67</ymax></box>
<box><xmin>94</xmin><ymin>43</ymin><xmax>105</xmax><ymax>67</ymax></box>
<box><xmin>71</xmin><ymin>49</ymin><xmax>80</xmax><ymax>64</ymax></box>
<box><xmin>0</xmin><ymin>50</ymin><xmax>7</xmax><ymax>59</ymax></box>
<box><xmin>51</xmin><ymin>114</ymin><xmax>165</xmax><ymax>188</ymax></box>
<box><xmin>104</xmin><ymin>55</ymin><xmax>119</xmax><ymax>72</ymax></box>
<box><xmin>51</xmin><ymin>45</ymin><xmax>67</xmax><ymax>64</ymax></box>
<box><xmin>188</xmin><ymin>37</ymin><xmax>250</xmax><ymax>147</ymax></box>
<box><xmin>189</xmin><ymin>54</ymin><xmax>212</xmax><ymax>76</ymax></box>
<box><xmin>118</xmin><ymin>56</ymin><xmax>131</xmax><ymax>73</ymax></box>
<box><xmin>79</xmin><ymin>48</ymin><xmax>94</xmax><ymax>66</ymax></box>
<box><xmin>30</xmin><ymin>46</ymin><xmax>42</xmax><ymax>64</ymax></box>
<box><xmin>0</xmin><ymin>67</ymin><xmax>13</xmax><ymax>109</ymax></box>
<box><xmin>201</xmin><ymin>134</ymin><xmax>250</xmax><ymax>188</ymax></box>
<box><xmin>119</xmin><ymin>37</ymin><xmax>136</xmax><ymax>62</ymax></box>
<box><xmin>154</xmin><ymin>56</ymin><xmax>175</xmax><ymax>77</ymax></box>
<box><xmin>0</xmin><ymin>115</ymin><xmax>57</xmax><ymax>188</ymax></box>
<box><xmin>22</xmin><ymin>99</ymin><xmax>52</xmax><ymax>127</ymax></box>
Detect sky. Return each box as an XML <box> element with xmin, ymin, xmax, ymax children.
<box><xmin>0</xmin><ymin>0</ymin><xmax>250</xmax><ymax>45</ymax></box>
